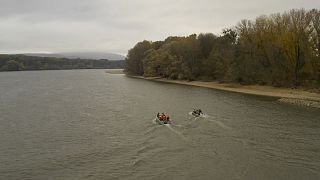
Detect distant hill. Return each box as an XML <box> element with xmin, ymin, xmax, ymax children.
<box><xmin>23</xmin><ymin>52</ymin><xmax>126</xmax><ymax>60</ymax></box>
<box><xmin>0</xmin><ymin>54</ymin><xmax>125</xmax><ymax>71</ymax></box>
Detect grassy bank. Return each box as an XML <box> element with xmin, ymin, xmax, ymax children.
<box><xmin>128</xmin><ymin>76</ymin><xmax>320</xmax><ymax>108</ymax></box>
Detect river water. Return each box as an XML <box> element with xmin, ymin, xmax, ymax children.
<box><xmin>0</xmin><ymin>69</ymin><xmax>319</xmax><ymax>180</ymax></box>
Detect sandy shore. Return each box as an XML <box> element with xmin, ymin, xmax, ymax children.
<box><xmin>105</xmin><ymin>69</ymin><xmax>124</xmax><ymax>74</ymax></box>
<box><xmin>129</xmin><ymin>76</ymin><xmax>320</xmax><ymax>108</ymax></box>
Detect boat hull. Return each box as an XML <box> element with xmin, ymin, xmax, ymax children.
<box><xmin>192</xmin><ymin>112</ymin><xmax>202</xmax><ymax>117</ymax></box>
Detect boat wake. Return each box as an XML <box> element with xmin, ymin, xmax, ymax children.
<box><xmin>151</xmin><ymin>118</ymin><xmax>187</xmax><ymax>141</ymax></box>
<box><xmin>165</xmin><ymin>124</ymin><xmax>187</xmax><ymax>141</ymax></box>
<box><xmin>206</xmin><ymin>119</ymin><xmax>231</xmax><ymax>130</ymax></box>
<box><xmin>152</xmin><ymin>118</ymin><xmax>158</xmax><ymax>125</ymax></box>
<box><xmin>187</xmin><ymin>112</ymin><xmax>231</xmax><ymax>129</ymax></box>
<box><xmin>188</xmin><ymin>111</ymin><xmax>209</xmax><ymax>118</ymax></box>
<box><xmin>188</xmin><ymin>111</ymin><xmax>208</xmax><ymax>124</ymax></box>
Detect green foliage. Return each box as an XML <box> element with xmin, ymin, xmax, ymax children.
<box><xmin>198</xmin><ymin>33</ymin><xmax>217</xmax><ymax>58</ymax></box>
<box><xmin>124</xmin><ymin>8</ymin><xmax>320</xmax><ymax>88</ymax></box>
<box><xmin>125</xmin><ymin>41</ymin><xmax>153</xmax><ymax>75</ymax></box>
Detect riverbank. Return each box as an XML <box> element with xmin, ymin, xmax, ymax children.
<box><xmin>129</xmin><ymin>76</ymin><xmax>320</xmax><ymax>108</ymax></box>
<box><xmin>105</xmin><ymin>69</ymin><xmax>124</xmax><ymax>74</ymax></box>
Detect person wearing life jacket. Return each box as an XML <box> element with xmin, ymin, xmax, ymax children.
<box><xmin>162</xmin><ymin>113</ymin><xmax>167</xmax><ymax>121</ymax></box>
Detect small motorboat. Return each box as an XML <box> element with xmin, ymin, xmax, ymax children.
<box><xmin>192</xmin><ymin>109</ymin><xmax>203</xmax><ymax>117</ymax></box>
<box><xmin>156</xmin><ymin>117</ymin><xmax>171</xmax><ymax>124</ymax></box>
<box><xmin>156</xmin><ymin>113</ymin><xmax>171</xmax><ymax>125</ymax></box>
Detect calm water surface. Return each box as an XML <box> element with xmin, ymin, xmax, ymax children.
<box><xmin>0</xmin><ymin>69</ymin><xmax>319</xmax><ymax>180</ymax></box>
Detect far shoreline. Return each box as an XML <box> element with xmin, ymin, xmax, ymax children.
<box><xmin>127</xmin><ymin>75</ymin><xmax>320</xmax><ymax>109</ymax></box>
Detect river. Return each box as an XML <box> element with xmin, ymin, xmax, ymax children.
<box><xmin>0</xmin><ymin>69</ymin><xmax>319</xmax><ymax>180</ymax></box>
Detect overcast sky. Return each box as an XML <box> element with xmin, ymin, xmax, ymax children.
<box><xmin>0</xmin><ymin>0</ymin><xmax>318</xmax><ymax>55</ymax></box>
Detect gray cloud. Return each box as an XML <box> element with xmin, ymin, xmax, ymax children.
<box><xmin>0</xmin><ymin>0</ymin><xmax>319</xmax><ymax>54</ymax></box>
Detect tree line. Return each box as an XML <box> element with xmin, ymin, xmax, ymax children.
<box><xmin>0</xmin><ymin>54</ymin><xmax>124</xmax><ymax>71</ymax></box>
<box><xmin>125</xmin><ymin>9</ymin><xmax>320</xmax><ymax>88</ymax></box>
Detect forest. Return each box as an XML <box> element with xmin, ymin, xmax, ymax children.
<box><xmin>125</xmin><ymin>9</ymin><xmax>320</xmax><ymax>88</ymax></box>
<box><xmin>0</xmin><ymin>54</ymin><xmax>124</xmax><ymax>71</ymax></box>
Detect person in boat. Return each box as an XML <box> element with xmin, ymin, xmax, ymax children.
<box><xmin>160</xmin><ymin>113</ymin><xmax>165</xmax><ymax>121</ymax></box>
<box><xmin>157</xmin><ymin>113</ymin><xmax>160</xmax><ymax>118</ymax></box>
<box><xmin>193</xmin><ymin>109</ymin><xmax>202</xmax><ymax>115</ymax></box>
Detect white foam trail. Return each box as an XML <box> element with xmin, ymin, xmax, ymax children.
<box><xmin>81</xmin><ymin>112</ymin><xmax>92</xmax><ymax>117</ymax></box>
<box><xmin>189</xmin><ymin>117</ymin><xmax>200</xmax><ymax>124</ymax></box>
<box><xmin>171</xmin><ymin>124</ymin><xmax>183</xmax><ymax>128</ymax></box>
<box><xmin>188</xmin><ymin>111</ymin><xmax>230</xmax><ymax>129</ymax></box>
<box><xmin>152</xmin><ymin>118</ymin><xmax>157</xmax><ymax>125</ymax></box>
<box><xmin>207</xmin><ymin>119</ymin><xmax>231</xmax><ymax>130</ymax></box>
<box><xmin>189</xmin><ymin>111</ymin><xmax>209</xmax><ymax>118</ymax></box>
<box><xmin>188</xmin><ymin>112</ymin><xmax>204</xmax><ymax>124</ymax></box>
<box><xmin>132</xmin><ymin>159</ymin><xmax>141</xmax><ymax>166</ymax></box>
<box><xmin>202</xmin><ymin>114</ymin><xmax>210</xmax><ymax>118</ymax></box>
<box><xmin>187</xmin><ymin>113</ymin><xmax>231</xmax><ymax>130</ymax></box>
<box><xmin>165</xmin><ymin>124</ymin><xmax>187</xmax><ymax>141</ymax></box>
<box><xmin>152</xmin><ymin>118</ymin><xmax>186</xmax><ymax>141</ymax></box>
<box><xmin>144</xmin><ymin>125</ymin><xmax>160</xmax><ymax>135</ymax></box>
